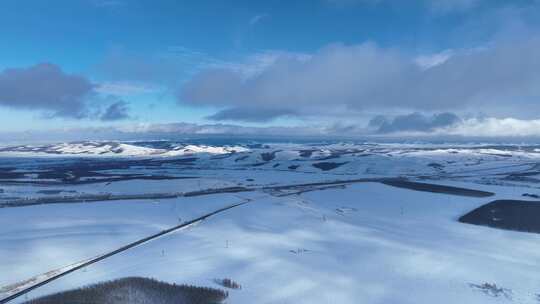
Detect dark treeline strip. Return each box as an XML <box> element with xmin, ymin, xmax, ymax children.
<box><xmin>23</xmin><ymin>277</ymin><xmax>228</xmax><ymax>304</ymax></box>
<box><xmin>1</xmin><ymin>178</ymin><xmax>494</xmax><ymax>209</ymax></box>
<box><xmin>380</xmin><ymin>179</ymin><xmax>494</xmax><ymax>197</ymax></box>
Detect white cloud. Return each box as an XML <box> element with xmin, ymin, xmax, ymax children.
<box><xmin>249</xmin><ymin>14</ymin><xmax>268</xmax><ymax>26</ymax></box>
<box><xmin>0</xmin><ymin>63</ymin><xmax>94</xmax><ymax>118</ymax></box>
<box><xmin>113</xmin><ymin>122</ymin><xmax>328</xmax><ymax>137</ymax></box>
<box><xmin>441</xmin><ymin>117</ymin><xmax>540</xmax><ymax>137</ymax></box>
<box><xmin>324</xmin><ymin>0</ymin><xmax>483</xmax><ymax>13</ymax></box>
<box><xmin>96</xmin><ymin>81</ymin><xmax>159</xmax><ymax>96</ymax></box>
<box><xmin>363</xmin><ymin>116</ymin><xmax>540</xmax><ymax>138</ymax></box>
<box><xmin>4</xmin><ymin>115</ymin><xmax>540</xmax><ymax>141</ymax></box>
<box><xmin>179</xmin><ymin>36</ymin><xmax>540</xmax><ymax>122</ymax></box>
<box><xmin>93</xmin><ymin>0</ymin><xmax>125</xmax><ymax>8</ymax></box>
<box><xmin>415</xmin><ymin>50</ymin><xmax>453</xmax><ymax>70</ymax></box>
<box><xmin>427</xmin><ymin>0</ymin><xmax>481</xmax><ymax>13</ymax></box>
<box><xmin>323</xmin><ymin>0</ymin><xmax>381</xmax><ymax>7</ymax></box>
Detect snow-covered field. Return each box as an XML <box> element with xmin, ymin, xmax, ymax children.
<box><xmin>1</xmin><ymin>141</ymin><xmax>540</xmax><ymax>303</ymax></box>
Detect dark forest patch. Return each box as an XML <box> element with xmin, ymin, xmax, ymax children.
<box><xmin>260</xmin><ymin>150</ymin><xmax>281</xmax><ymax>162</ymax></box>
<box><xmin>234</xmin><ymin>155</ymin><xmax>249</xmax><ymax>162</ymax></box>
<box><xmin>312</xmin><ymin>162</ymin><xmax>348</xmax><ymax>171</ymax></box>
<box><xmin>0</xmin><ymin>167</ymin><xmax>26</xmax><ymax>179</ymax></box>
<box><xmin>213</xmin><ymin>278</ymin><xmax>241</xmax><ymax>290</ymax></box>
<box><xmin>23</xmin><ymin>277</ymin><xmax>228</xmax><ymax>304</ymax></box>
<box><xmin>428</xmin><ymin>163</ymin><xmax>444</xmax><ymax>170</ymax></box>
<box><xmin>298</xmin><ymin>149</ymin><xmax>316</xmax><ymax>158</ymax></box>
<box><xmin>459</xmin><ymin>200</ymin><xmax>540</xmax><ymax>234</ymax></box>
<box><xmin>36</xmin><ymin>189</ymin><xmax>77</xmax><ymax>195</ymax></box>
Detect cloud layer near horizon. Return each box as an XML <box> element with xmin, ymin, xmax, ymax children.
<box><xmin>5</xmin><ymin>115</ymin><xmax>540</xmax><ymax>143</ymax></box>
<box><xmin>179</xmin><ymin>35</ymin><xmax>540</xmax><ymax>122</ymax></box>
<box><xmin>91</xmin><ymin>117</ymin><xmax>540</xmax><ymax>138</ymax></box>
<box><xmin>369</xmin><ymin>112</ymin><xmax>461</xmax><ymax>133</ymax></box>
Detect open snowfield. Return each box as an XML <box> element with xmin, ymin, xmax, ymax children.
<box><xmin>1</xmin><ymin>141</ymin><xmax>540</xmax><ymax>303</ymax></box>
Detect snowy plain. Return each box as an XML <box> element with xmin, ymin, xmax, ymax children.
<box><xmin>1</xmin><ymin>141</ymin><xmax>540</xmax><ymax>303</ymax></box>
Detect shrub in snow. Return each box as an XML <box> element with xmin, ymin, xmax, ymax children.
<box><xmin>469</xmin><ymin>282</ymin><xmax>512</xmax><ymax>299</ymax></box>
<box><xmin>213</xmin><ymin>278</ymin><xmax>242</xmax><ymax>290</ymax></box>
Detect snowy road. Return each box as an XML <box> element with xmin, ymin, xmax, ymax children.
<box><xmin>0</xmin><ymin>200</ymin><xmax>249</xmax><ymax>304</ymax></box>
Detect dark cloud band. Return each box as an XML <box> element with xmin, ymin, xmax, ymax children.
<box><xmin>179</xmin><ymin>36</ymin><xmax>540</xmax><ymax>122</ymax></box>
<box><xmin>0</xmin><ymin>63</ymin><xmax>94</xmax><ymax>118</ymax></box>
<box><xmin>0</xmin><ymin>63</ymin><xmax>131</xmax><ymax>121</ymax></box>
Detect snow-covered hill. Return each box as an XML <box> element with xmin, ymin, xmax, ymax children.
<box><xmin>2</xmin><ymin>140</ymin><xmax>540</xmax><ymax>304</ymax></box>
<box><xmin>2</xmin><ymin>141</ymin><xmax>540</xmax><ymax>184</ymax></box>
<box><xmin>0</xmin><ymin>141</ymin><xmax>247</xmax><ymax>156</ymax></box>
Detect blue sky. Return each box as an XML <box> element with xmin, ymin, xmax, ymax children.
<box><xmin>1</xmin><ymin>0</ymin><xmax>540</xmax><ymax>137</ymax></box>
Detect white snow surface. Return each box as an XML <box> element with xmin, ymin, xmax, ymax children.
<box><xmin>1</xmin><ymin>141</ymin><xmax>540</xmax><ymax>303</ymax></box>
<box><xmin>0</xmin><ymin>141</ymin><xmax>248</xmax><ymax>157</ymax></box>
